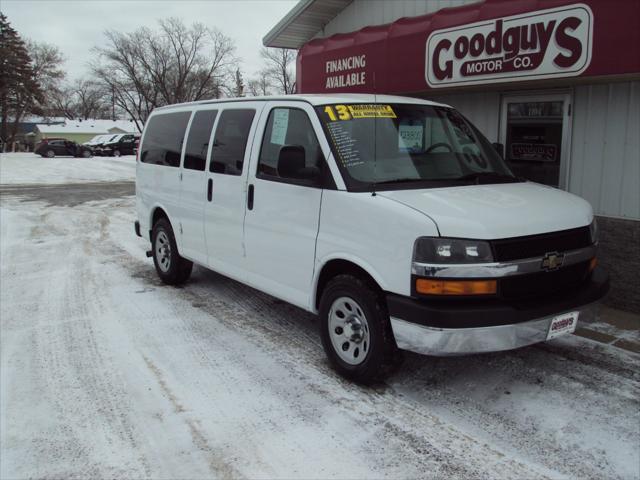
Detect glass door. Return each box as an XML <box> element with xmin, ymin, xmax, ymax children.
<box><xmin>499</xmin><ymin>93</ymin><xmax>572</xmax><ymax>188</ymax></box>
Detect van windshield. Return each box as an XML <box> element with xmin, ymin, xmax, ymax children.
<box><xmin>315</xmin><ymin>103</ymin><xmax>520</xmax><ymax>190</ymax></box>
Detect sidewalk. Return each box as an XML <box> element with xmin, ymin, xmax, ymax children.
<box><xmin>576</xmin><ymin>304</ymin><xmax>640</xmax><ymax>354</ymax></box>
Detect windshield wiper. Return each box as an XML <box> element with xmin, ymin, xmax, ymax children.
<box><xmin>453</xmin><ymin>172</ymin><xmax>522</xmax><ymax>184</ymax></box>
<box><xmin>374</xmin><ymin>178</ymin><xmax>426</xmax><ymax>185</ymax></box>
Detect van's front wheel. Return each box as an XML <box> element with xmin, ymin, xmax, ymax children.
<box><xmin>319</xmin><ymin>275</ymin><xmax>396</xmax><ymax>383</ymax></box>
<box><xmin>151</xmin><ymin>218</ymin><xmax>193</xmax><ymax>285</ymax></box>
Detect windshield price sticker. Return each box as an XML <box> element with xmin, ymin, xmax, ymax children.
<box><xmin>324</xmin><ymin>104</ymin><xmax>396</xmax><ymax>121</ymax></box>
<box><xmin>398</xmin><ymin>124</ymin><xmax>424</xmax><ymax>152</ymax></box>
<box><xmin>348</xmin><ymin>104</ymin><xmax>396</xmax><ymax>119</ymax></box>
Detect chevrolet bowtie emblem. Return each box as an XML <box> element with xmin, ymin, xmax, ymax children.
<box><xmin>541</xmin><ymin>251</ymin><xmax>565</xmax><ymax>271</ymax></box>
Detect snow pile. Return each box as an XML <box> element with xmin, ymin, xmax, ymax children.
<box><xmin>0</xmin><ymin>152</ymin><xmax>135</xmax><ymax>185</ymax></box>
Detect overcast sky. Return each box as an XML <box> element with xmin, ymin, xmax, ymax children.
<box><xmin>1</xmin><ymin>0</ymin><xmax>297</xmax><ymax>82</ymax></box>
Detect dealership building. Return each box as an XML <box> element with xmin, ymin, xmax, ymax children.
<box><xmin>265</xmin><ymin>0</ymin><xmax>640</xmax><ymax>312</ymax></box>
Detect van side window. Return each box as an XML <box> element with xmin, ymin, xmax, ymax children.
<box><xmin>141</xmin><ymin>112</ymin><xmax>191</xmax><ymax>167</ymax></box>
<box><xmin>257</xmin><ymin>108</ymin><xmax>324</xmax><ymax>183</ymax></box>
<box><xmin>184</xmin><ymin>110</ymin><xmax>217</xmax><ymax>171</ymax></box>
<box><xmin>210</xmin><ymin>109</ymin><xmax>255</xmax><ymax>175</ymax></box>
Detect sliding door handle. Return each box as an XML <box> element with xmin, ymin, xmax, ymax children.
<box><xmin>247</xmin><ymin>184</ymin><xmax>254</xmax><ymax>210</ymax></box>
<box><xmin>207</xmin><ymin>178</ymin><xmax>213</xmax><ymax>201</ymax></box>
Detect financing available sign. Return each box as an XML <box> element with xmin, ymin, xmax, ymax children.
<box><xmin>426</xmin><ymin>4</ymin><xmax>593</xmax><ymax>88</ymax></box>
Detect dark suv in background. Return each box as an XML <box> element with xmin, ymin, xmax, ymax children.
<box><xmin>100</xmin><ymin>134</ymin><xmax>139</xmax><ymax>157</ymax></box>
<box><xmin>35</xmin><ymin>139</ymin><xmax>93</xmax><ymax>158</ymax></box>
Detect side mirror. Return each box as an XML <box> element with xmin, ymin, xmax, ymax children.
<box><xmin>278</xmin><ymin>145</ymin><xmax>319</xmax><ymax>182</ymax></box>
<box><xmin>492</xmin><ymin>142</ymin><xmax>505</xmax><ymax>159</ymax></box>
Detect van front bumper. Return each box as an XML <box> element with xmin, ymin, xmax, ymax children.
<box><xmin>387</xmin><ymin>267</ymin><xmax>609</xmax><ymax>356</ymax></box>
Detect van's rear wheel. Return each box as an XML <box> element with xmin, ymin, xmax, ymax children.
<box><xmin>151</xmin><ymin>218</ymin><xmax>192</xmax><ymax>285</ymax></box>
<box><xmin>319</xmin><ymin>274</ymin><xmax>396</xmax><ymax>383</ymax></box>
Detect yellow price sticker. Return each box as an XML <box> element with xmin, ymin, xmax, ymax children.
<box><xmin>324</xmin><ymin>104</ymin><xmax>396</xmax><ymax>121</ymax></box>
<box><xmin>348</xmin><ymin>104</ymin><xmax>397</xmax><ymax>119</ymax></box>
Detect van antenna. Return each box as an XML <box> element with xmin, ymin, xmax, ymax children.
<box><xmin>372</xmin><ymin>71</ymin><xmax>377</xmax><ymax>197</ymax></box>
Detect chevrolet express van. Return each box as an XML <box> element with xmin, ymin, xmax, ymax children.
<box><xmin>135</xmin><ymin>94</ymin><xmax>608</xmax><ymax>382</ymax></box>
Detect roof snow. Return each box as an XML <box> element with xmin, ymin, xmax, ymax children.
<box><xmin>36</xmin><ymin>119</ymin><xmax>139</xmax><ymax>134</ymax></box>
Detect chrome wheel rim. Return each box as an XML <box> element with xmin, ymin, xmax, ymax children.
<box><xmin>113</xmin><ymin>150</ymin><xmax>121</xmax><ymax>157</ymax></box>
<box><xmin>46</xmin><ymin>150</ymin><xmax>54</xmax><ymax>158</ymax></box>
<box><xmin>328</xmin><ymin>296</ymin><xmax>370</xmax><ymax>366</ymax></box>
<box><xmin>155</xmin><ymin>231</ymin><xmax>171</xmax><ymax>273</ymax></box>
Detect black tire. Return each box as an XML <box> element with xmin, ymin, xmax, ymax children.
<box><xmin>82</xmin><ymin>150</ymin><xmax>91</xmax><ymax>158</ymax></box>
<box><xmin>151</xmin><ymin>218</ymin><xmax>193</xmax><ymax>285</ymax></box>
<box><xmin>319</xmin><ymin>274</ymin><xmax>397</xmax><ymax>383</ymax></box>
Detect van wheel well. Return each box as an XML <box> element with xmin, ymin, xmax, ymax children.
<box><xmin>315</xmin><ymin>260</ymin><xmax>382</xmax><ymax>310</ymax></box>
<box><xmin>150</xmin><ymin>208</ymin><xmax>169</xmax><ymax>236</ymax></box>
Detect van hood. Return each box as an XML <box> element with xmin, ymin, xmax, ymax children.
<box><xmin>378</xmin><ymin>182</ymin><xmax>593</xmax><ymax>239</ymax></box>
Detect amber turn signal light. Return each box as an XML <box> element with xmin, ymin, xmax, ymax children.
<box><xmin>589</xmin><ymin>257</ymin><xmax>597</xmax><ymax>272</ymax></box>
<box><xmin>415</xmin><ymin>278</ymin><xmax>497</xmax><ymax>295</ymax></box>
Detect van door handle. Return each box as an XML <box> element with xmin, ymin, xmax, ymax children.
<box><xmin>207</xmin><ymin>178</ymin><xmax>213</xmax><ymax>201</ymax></box>
<box><xmin>247</xmin><ymin>184</ymin><xmax>254</xmax><ymax>210</ymax></box>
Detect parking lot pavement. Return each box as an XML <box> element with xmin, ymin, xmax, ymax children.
<box><xmin>1</xmin><ymin>176</ymin><xmax>639</xmax><ymax>479</ymax></box>
<box><xmin>576</xmin><ymin>305</ymin><xmax>640</xmax><ymax>354</ymax></box>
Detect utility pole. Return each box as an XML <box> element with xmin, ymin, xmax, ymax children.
<box><xmin>111</xmin><ymin>85</ymin><xmax>116</xmax><ymax>120</ymax></box>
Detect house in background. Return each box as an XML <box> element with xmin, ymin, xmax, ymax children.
<box><xmin>29</xmin><ymin>119</ymin><xmax>140</xmax><ymax>150</ymax></box>
<box><xmin>3</xmin><ymin>115</ymin><xmax>66</xmax><ymax>152</ymax></box>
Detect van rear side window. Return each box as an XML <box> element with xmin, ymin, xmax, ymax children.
<box><xmin>141</xmin><ymin>112</ymin><xmax>191</xmax><ymax>167</ymax></box>
<box><xmin>210</xmin><ymin>109</ymin><xmax>255</xmax><ymax>175</ymax></box>
<box><xmin>184</xmin><ymin>110</ymin><xmax>217</xmax><ymax>171</ymax></box>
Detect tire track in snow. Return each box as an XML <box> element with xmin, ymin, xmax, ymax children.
<box><xmin>142</xmin><ymin>355</ymin><xmax>244</xmax><ymax>479</ymax></box>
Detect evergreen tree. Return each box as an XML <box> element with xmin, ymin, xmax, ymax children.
<box><xmin>0</xmin><ymin>13</ymin><xmax>41</xmax><ymax>150</ymax></box>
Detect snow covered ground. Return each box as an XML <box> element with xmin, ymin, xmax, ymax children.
<box><xmin>1</xmin><ymin>159</ymin><xmax>639</xmax><ymax>479</ymax></box>
<box><xmin>0</xmin><ymin>152</ymin><xmax>135</xmax><ymax>185</ymax></box>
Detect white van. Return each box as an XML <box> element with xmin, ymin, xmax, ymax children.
<box><xmin>135</xmin><ymin>94</ymin><xmax>608</xmax><ymax>382</ymax></box>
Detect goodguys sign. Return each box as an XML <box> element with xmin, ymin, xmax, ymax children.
<box><xmin>426</xmin><ymin>4</ymin><xmax>593</xmax><ymax>87</ymax></box>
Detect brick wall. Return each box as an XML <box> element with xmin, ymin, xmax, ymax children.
<box><xmin>596</xmin><ymin>216</ymin><xmax>640</xmax><ymax>313</ymax></box>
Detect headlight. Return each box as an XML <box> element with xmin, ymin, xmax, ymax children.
<box><xmin>413</xmin><ymin>237</ymin><xmax>493</xmax><ymax>264</ymax></box>
<box><xmin>589</xmin><ymin>218</ymin><xmax>598</xmax><ymax>244</ymax></box>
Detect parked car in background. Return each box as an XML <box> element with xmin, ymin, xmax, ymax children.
<box><xmin>84</xmin><ymin>134</ymin><xmax>111</xmax><ymax>148</ymax></box>
<box><xmin>100</xmin><ymin>133</ymin><xmax>139</xmax><ymax>157</ymax></box>
<box><xmin>35</xmin><ymin>138</ymin><xmax>92</xmax><ymax>158</ymax></box>
<box><xmin>91</xmin><ymin>134</ymin><xmax>120</xmax><ymax>156</ymax></box>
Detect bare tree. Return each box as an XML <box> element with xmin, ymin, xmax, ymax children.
<box><xmin>260</xmin><ymin>47</ymin><xmax>296</xmax><ymax>94</ymax></box>
<box><xmin>73</xmin><ymin>79</ymin><xmax>111</xmax><ymax>119</ymax></box>
<box><xmin>44</xmin><ymin>78</ymin><xmax>111</xmax><ymax>120</ymax></box>
<box><xmin>91</xmin><ymin>18</ymin><xmax>236</xmax><ymax>130</ymax></box>
<box><xmin>48</xmin><ymin>84</ymin><xmax>76</xmax><ymax>119</ymax></box>
<box><xmin>247</xmin><ymin>71</ymin><xmax>272</xmax><ymax>96</ymax></box>
<box><xmin>27</xmin><ymin>40</ymin><xmax>65</xmax><ymax>95</ymax></box>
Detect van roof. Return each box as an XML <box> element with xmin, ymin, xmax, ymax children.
<box><xmin>155</xmin><ymin>93</ymin><xmax>451</xmax><ymax>111</ymax></box>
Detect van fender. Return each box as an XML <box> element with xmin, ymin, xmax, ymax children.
<box><xmin>148</xmin><ymin>203</ymin><xmax>184</xmax><ymax>254</ymax></box>
<box><xmin>310</xmin><ymin>253</ymin><xmax>388</xmax><ymax>314</ymax></box>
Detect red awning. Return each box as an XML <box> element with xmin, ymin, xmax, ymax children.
<box><xmin>297</xmin><ymin>0</ymin><xmax>640</xmax><ymax>94</ymax></box>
